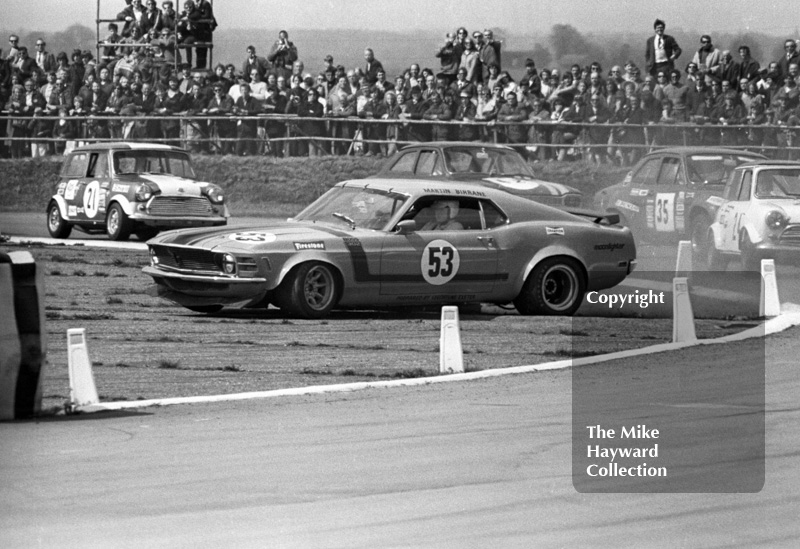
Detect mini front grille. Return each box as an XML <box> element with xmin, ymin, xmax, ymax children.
<box><xmin>779</xmin><ymin>225</ymin><xmax>800</xmax><ymax>245</ymax></box>
<box><xmin>152</xmin><ymin>245</ymin><xmax>220</xmax><ymax>272</ymax></box>
<box><xmin>147</xmin><ymin>196</ymin><xmax>214</xmax><ymax>217</ymax></box>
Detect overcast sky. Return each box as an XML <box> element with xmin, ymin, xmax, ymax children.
<box><xmin>2</xmin><ymin>0</ymin><xmax>797</xmax><ymax>35</ymax></box>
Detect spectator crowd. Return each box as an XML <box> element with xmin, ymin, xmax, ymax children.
<box><xmin>3</xmin><ymin>9</ymin><xmax>800</xmax><ymax>164</ymax></box>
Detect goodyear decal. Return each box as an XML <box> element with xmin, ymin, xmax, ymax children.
<box><xmin>546</xmin><ymin>226</ymin><xmax>565</xmax><ymax>235</ymax></box>
<box><xmin>614</xmin><ymin>199</ymin><xmax>640</xmax><ymax>213</ymax></box>
<box><xmin>294</xmin><ymin>241</ymin><xmax>325</xmax><ymax>250</ymax></box>
<box><xmin>594</xmin><ymin>243</ymin><xmax>625</xmax><ymax>251</ymax></box>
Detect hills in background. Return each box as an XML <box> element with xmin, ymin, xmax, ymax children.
<box><xmin>2</xmin><ymin>24</ymin><xmax>792</xmax><ymax>79</ymax></box>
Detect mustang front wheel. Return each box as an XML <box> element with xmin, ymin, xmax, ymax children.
<box><xmin>47</xmin><ymin>201</ymin><xmax>72</xmax><ymax>239</ymax></box>
<box><xmin>275</xmin><ymin>262</ymin><xmax>340</xmax><ymax>319</ymax></box>
<box><xmin>106</xmin><ymin>203</ymin><xmax>133</xmax><ymax>241</ymax></box>
<box><xmin>514</xmin><ymin>257</ymin><xmax>586</xmax><ymax>316</ymax></box>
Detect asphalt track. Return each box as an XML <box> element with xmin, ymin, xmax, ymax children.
<box><xmin>3</xmin><ymin>214</ymin><xmax>800</xmax><ymax>546</ymax></box>
<box><xmin>2</xmin><ymin>326</ymin><xmax>799</xmax><ymax>548</ymax></box>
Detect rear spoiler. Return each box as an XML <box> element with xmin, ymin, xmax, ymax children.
<box><xmin>564</xmin><ymin>207</ymin><xmax>620</xmax><ymax>226</ymax></box>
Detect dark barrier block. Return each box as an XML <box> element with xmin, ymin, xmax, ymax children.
<box><xmin>8</xmin><ymin>251</ymin><xmax>46</xmax><ymax>418</ymax></box>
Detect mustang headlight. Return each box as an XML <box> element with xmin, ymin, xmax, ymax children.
<box><xmin>149</xmin><ymin>247</ymin><xmax>159</xmax><ymax>266</ymax></box>
<box><xmin>135</xmin><ymin>183</ymin><xmax>154</xmax><ymax>202</ymax></box>
<box><xmin>221</xmin><ymin>253</ymin><xmax>236</xmax><ymax>275</ymax></box>
<box><xmin>766</xmin><ymin>210</ymin><xmax>787</xmax><ymax>230</ymax></box>
<box><xmin>204</xmin><ymin>185</ymin><xmax>225</xmax><ymax>204</ymax></box>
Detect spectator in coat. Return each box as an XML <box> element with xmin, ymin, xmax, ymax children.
<box><xmin>691</xmin><ymin>35</ymin><xmax>720</xmax><ymax>75</ymax></box>
<box><xmin>495</xmin><ymin>90</ymin><xmax>528</xmax><ymax>145</ymax></box>
<box><xmin>363</xmin><ymin>48</ymin><xmax>384</xmax><ymax>85</ymax></box>
<box><xmin>435</xmin><ymin>33</ymin><xmax>462</xmax><ymax>87</ymax></box>
<box><xmin>645</xmin><ymin>19</ymin><xmax>682</xmax><ymax>77</ymax></box>
<box><xmin>474</xmin><ymin>30</ymin><xmax>497</xmax><ymax>84</ymax></box>
<box><xmin>776</xmin><ymin>39</ymin><xmax>800</xmax><ymax>81</ymax></box>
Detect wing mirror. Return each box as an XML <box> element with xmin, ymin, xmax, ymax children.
<box><xmin>394</xmin><ymin>220</ymin><xmax>417</xmax><ymax>234</ymax></box>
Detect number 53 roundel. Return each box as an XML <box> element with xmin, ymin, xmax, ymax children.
<box><xmin>421</xmin><ymin>239</ymin><xmax>461</xmax><ymax>285</ymax></box>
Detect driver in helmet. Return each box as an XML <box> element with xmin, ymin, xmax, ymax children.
<box><xmin>422</xmin><ymin>200</ymin><xmax>464</xmax><ymax>231</ymax></box>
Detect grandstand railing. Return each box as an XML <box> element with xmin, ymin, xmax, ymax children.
<box><xmin>3</xmin><ymin>113</ymin><xmax>800</xmax><ymax>158</ymax></box>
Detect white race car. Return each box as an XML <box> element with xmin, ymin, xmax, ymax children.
<box><xmin>706</xmin><ymin>161</ymin><xmax>800</xmax><ymax>270</ymax></box>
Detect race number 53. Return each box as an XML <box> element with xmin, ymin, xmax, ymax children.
<box><xmin>654</xmin><ymin>193</ymin><xmax>676</xmax><ymax>232</ymax></box>
<box><xmin>421</xmin><ymin>239</ymin><xmax>460</xmax><ymax>286</ymax></box>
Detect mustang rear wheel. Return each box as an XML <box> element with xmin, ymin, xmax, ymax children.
<box><xmin>106</xmin><ymin>203</ymin><xmax>133</xmax><ymax>241</ymax></box>
<box><xmin>47</xmin><ymin>201</ymin><xmax>72</xmax><ymax>239</ymax></box>
<box><xmin>514</xmin><ymin>257</ymin><xmax>586</xmax><ymax>316</ymax></box>
<box><xmin>275</xmin><ymin>262</ymin><xmax>340</xmax><ymax>319</ymax></box>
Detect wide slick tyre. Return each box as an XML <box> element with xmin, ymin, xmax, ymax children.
<box><xmin>514</xmin><ymin>257</ymin><xmax>586</xmax><ymax>316</ymax></box>
<box><xmin>275</xmin><ymin>262</ymin><xmax>340</xmax><ymax>319</ymax></box>
<box><xmin>106</xmin><ymin>203</ymin><xmax>133</xmax><ymax>241</ymax></box>
<box><xmin>46</xmin><ymin>201</ymin><xmax>72</xmax><ymax>239</ymax></box>
<box><xmin>184</xmin><ymin>305</ymin><xmax>223</xmax><ymax>314</ymax></box>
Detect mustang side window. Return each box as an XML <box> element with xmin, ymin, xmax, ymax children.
<box><xmin>480</xmin><ymin>200</ymin><xmax>508</xmax><ymax>229</ymax></box>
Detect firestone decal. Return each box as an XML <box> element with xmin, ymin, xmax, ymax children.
<box><xmin>546</xmin><ymin>226</ymin><xmax>565</xmax><ymax>235</ymax></box>
<box><xmin>421</xmin><ymin>239</ymin><xmax>460</xmax><ymax>286</ymax></box>
<box><xmin>228</xmin><ymin>232</ymin><xmax>278</xmax><ymax>243</ymax></box>
<box><xmin>594</xmin><ymin>243</ymin><xmax>626</xmax><ymax>251</ymax></box>
<box><xmin>294</xmin><ymin>241</ymin><xmax>325</xmax><ymax>250</ymax></box>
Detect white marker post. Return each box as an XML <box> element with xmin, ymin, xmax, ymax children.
<box><xmin>439</xmin><ymin>306</ymin><xmax>464</xmax><ymax>374</ymax></box>
<box><xmin>67</xmin><ymin>328</ymin><xmax>99</xmax><ymax>409</ymax></box>
<box><xmin>672</xmin><ymin>277</ymin><xmax>697</xmax><ymax>343</ymax></box>
<box><xmin>760</xmin><ymin>259</ymin><xmax>780</xmax><ymax>317</ymax></box>
<box><xmin>675</xmin><ymin>240</ymin><xmax>693</xmax><ymax>275</ymax></box>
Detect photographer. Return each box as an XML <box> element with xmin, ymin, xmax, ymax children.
<box><xmin>267</xmin><ymin>30</ymin><xmax>298</xmax><ymax>81</ymax></box>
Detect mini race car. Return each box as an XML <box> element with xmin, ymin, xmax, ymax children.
<box><xmin>47</xmin><ymin>142</ymin><xmax>228</xmax><ymax>241</ymax></box>
<box><xmin>706</xmin><ymin>161</ymin><xmax>800</xmax><ymax>270</ymax></box>
<box><xmin>143</xmin><ymin>178</ymin><xmax>636</xmax><ymax>318</ymax></box>
<box><xmin>373</xmin><ymin>142</ymin><xmax>583</xmax><ymax>208</ymax></box>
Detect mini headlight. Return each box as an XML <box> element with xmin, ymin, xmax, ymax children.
<box><xmin>205</xmin><ymin>185</ymin><xmax>225</xmax><ymax>204</ymax></box>
<box><xmin>221</xmin><ymin>253</ymin><xmax>236</xmax><ymax>275</ymax></box>
<box><xmin>135</xmin><ymin>183</ymin><xmax>153</xmax><ymax>202</ymax></box>
<box><xmin>766</xmin><ymin>210</ymin><xmax>787</xmax><ymax>230</ymax></box>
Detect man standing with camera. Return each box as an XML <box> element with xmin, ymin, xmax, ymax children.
<box><xmin>268</xmin><ymin>30</ymin><xmax>298</xmax><ymax>80</ymax></box>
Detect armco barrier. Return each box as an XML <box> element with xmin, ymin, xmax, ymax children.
<box><xmin>0</xmin><ymin>251</ymin><xmax>47</xmax><ymax>419</ymax></box>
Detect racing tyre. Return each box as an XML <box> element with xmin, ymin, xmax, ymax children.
<box><xmin>514</xmin><ymin>257</ymin><xmax>586</xmax><ymax>316</ymax></box>
<box><xmin>46</xmin><ymin>201</ymin><xmax>72</xmax><ymax>239</ymax></box>
<box><xmin>739</xmin><ymin>231</ymin><xmax>759</xmax><ymax>271</ymax></box>
<box><xmin>135</xmin><ymin>227</ymin><xmax>159</xmax><ymax>241</ymax></box>
<box><xmin>275</xmin><ymin>262</ymin><xmax>340</xmax><ymax>319</ymax></box>
<box><xmin>705</xmin><ymin>229</ymin><xmax>728</xmax><ymax>271</ymax></box>
<box><xmin>184</xmin><ymin>305</ymin><xmax>223</xmax><ymax>314</ymax></box>
<box><xmin>106</xmin><ymin>203</ymin><xmax>133</xmax><ymax>241</ymax></box>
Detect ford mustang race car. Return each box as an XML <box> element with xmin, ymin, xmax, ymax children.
<box><xmin>373</xmin><ymin>142</ymin><xmax>583</xmax><ymax>208</ymax></box>
<box><xmin>47</xmin><ymin>142</ymin><xmax>228</xmax><ymax>241</ymax></box>
<box><xmin>706</xmin><ymin>161</ymin><xmax>800</xmax><ymax>270</ymax></box>
<box><xmin>143</xmin><ymin>179</ymin><xmax>636</xmax><ymax>318</ymax></box>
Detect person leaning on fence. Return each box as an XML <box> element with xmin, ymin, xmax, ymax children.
<box><xmin>423</xmin><ymin>89</ymin><xmax>454</xmax><ymax>141</ymax></box>
<box><xmin>295</xmin><ymin>87</ymin><xmax>325</xmax><ymax>157</ymax></box>
<box><xmin>358</xmin><ymin>87</ymin><xmax>387</xmax><ymax>156</ymax></box>
<box><xmin>202</xmin><ymin>80</ymin><xmax>234</xmax><ymax>154</ymax></box>
<box><xmin>495</xmin><ymin>90</ymin><xmax>528</xmax><ymax>146</ymax></box>
<box><xmin>232</xmin><ymin>82</ymin><xmax>260</xmax><ymax>156</ymax></box>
